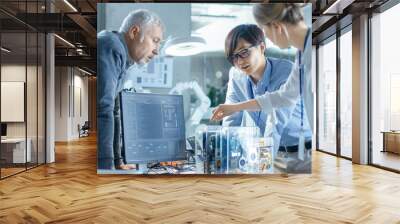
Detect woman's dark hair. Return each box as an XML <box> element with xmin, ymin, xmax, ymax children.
<box><xmin>225</xmin><ymin>24</ymin><xmax>265</xmax><ymax>64</ymax></box>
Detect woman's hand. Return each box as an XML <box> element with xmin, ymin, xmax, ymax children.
<box><xmin>211</xmin><ymin>104</ymin><xmax>239</xmax><ymax>121</ymax></box>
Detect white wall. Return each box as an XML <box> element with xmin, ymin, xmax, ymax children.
<box><xmin>72</xmin><ymin>73</ymin><xmax>89</xmax><ymax>138</ymax></box>
<box><xmin>54</xmin><ymin>67</ymin><xmax>89</xmax><ymax>141</ymax></box>
<box><xmin>55</xmin><ymin>66</ymin><xmax>68</xmax><ymax>141</ymax></box>
<box><xmin>1</xmin><ymin>65</ymin><xmax>26</xmax><ymax>139</ymax></box>
<box><xmin>1</xmin><ymin>65</ymin><xmax>42</xmax><ymax>137</ymax></box>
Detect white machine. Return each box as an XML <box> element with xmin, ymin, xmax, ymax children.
<box><xmin>169</xmin><ymin>81</ymin><xmax>211</xmax><ymax>136</ymax></box>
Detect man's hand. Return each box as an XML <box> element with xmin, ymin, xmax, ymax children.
<box><xmin>211</xmin><ymin>104</ymin><xmax>239</xmax><ymax>121</ymax></box>
<box><xmin>117</xmin><ymin>164</ymin><xmax>137</xmax><ymax>170</ymax></box>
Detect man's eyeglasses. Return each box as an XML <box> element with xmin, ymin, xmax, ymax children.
<box><xmin>228</xmin><ymin>45</ymin><xmax>258</xmax><ymax>65</ymax></box>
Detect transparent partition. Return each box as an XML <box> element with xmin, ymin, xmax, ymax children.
<box><xmin>38</xmin><ymin>32</ymin><xmax>46</xmax><ymax>165</ymax></box>
<box><xmin>339</xmin><ymin>28</ymin><xmax>352</xmax><ymax>158</ymax></box>
<box><xmin>1</xmin><ymin>30</ymin><xmax>27</xmax><ymax>177</ymax></box>
<box><xmin>371</xmin><ymin>3</ymin><xmax>400</xmax><ymax>171</ymax></box>
<box><xmin>27</xmin><ymin>31</ymin><xmax>38</xmax><ymax>169</ymax></box>
<box><xmin>317</xmin><ymin>37</ymin><xmax>337</xmax><ymax>155</ymax></box>
<box><xmin>0</xmin><ymin>1</ymin><xmax>46</xmax><ymax>179</ymax></box>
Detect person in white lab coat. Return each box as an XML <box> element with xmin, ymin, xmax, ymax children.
<box><xmin>212</xmin><ymin>3</ymin><xmax>313</xmax><ymax>132</ymax></box>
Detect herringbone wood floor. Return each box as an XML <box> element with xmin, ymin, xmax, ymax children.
<box><xmin>1</xmin><ymin>135</ymin><xmax>400</xmax><ymax>224</ymax></box>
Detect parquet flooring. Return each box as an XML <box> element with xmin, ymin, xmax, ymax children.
<box><xmin>1</xmin><ymin>135</ymin><xmax>400</xmax><ymax>223</ymax></box>
<box><xmin>1</xmin><ymin>167</ymin><xmax>26</xmax><ymax>177</ymax></box>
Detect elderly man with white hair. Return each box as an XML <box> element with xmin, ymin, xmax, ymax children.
<box><xmin>97</xmin><ymin>9</ymin><xmax>164</xmax><ymax>170</ymax></box>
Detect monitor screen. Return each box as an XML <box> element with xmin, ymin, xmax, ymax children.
<box><xmin>1</xmin><ymin>123</ymin><xmax>6</xmax><ymax>137</ymax></box>
<box><xmin>120</xmin><ymin>92</ymin><xmax>186</xmax><ymax>164</ymax></box>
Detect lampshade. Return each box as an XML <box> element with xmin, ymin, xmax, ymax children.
<box><xmin>164</xmin><ymin>36</ymin><xmax>206</xmax><ymax>57</ymax></box>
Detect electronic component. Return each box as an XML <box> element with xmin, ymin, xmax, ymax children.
<box><xmin>195</xmin><ymin>126</ymin><xmax>271</xmax><ymax>174</ymax></box>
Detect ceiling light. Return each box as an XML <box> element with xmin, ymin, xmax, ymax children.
<box><xmin>1</xmin><ymin>47</ymin><xmax>11</xmax><ymax>53</ymax></box>
<box><xmin>323</xmin><ymin>0</ymin><xmax>354</xmax><ymax>15</ymax></box>
<box><xmin>164</xmin><ymin>36</ymin><xmax>206</xmax><ymax>56</ymax></box>
<box><xmin>63</xmin><ymin>0</ymin><xmax>78</xmax><ymax>12</ymax></box>
<box><xmin>78</xmin><ymin>67</ymin><xmax>92</xmax><ymax>76</ymax></box>
<box><xmin>54</xmin><ymin>34</ymin><xmax>75</xmax><ymax>48</ymax></box>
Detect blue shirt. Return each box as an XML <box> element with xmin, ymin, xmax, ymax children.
<box><xmin>223</xmin><ymin>57</ymin><xmax>312</xmax><ymax>147</ymax></box>
<box><xmin>255</xmin><ymin>28</ymin><xmax>314</xmax><ymax>130</ymax></box>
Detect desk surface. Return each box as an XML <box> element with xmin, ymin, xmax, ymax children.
<box><xmin>97</xmin><ymin>164</ymin><xmax>197</xmax><ymax>175</ymax></box>
<box><xmin>1</xmin><ymin>138</ymin><xmax>27</xmax><ymax>143</ymax></box>
<box><xmin>97</xmin><ymin>162</ymin><xmax>278</xmax><ymax>175</ymax></box>
<box><xmin>381</xmin><ymin>131</ymin><xmax>400</xmax><ymax>134</ymax></box>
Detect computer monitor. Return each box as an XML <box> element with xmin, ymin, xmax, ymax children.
<box><xmin>120</xmin><ymin>91</ymin><xmax>186</xmax><ymax>164</ymax></box>
<box><xmin>1</xmin><ymin>123</ymin><xmax>7</xmax><ymax>137</ymax></box>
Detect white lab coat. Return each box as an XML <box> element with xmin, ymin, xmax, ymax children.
<box><xmin>255</xmin><ymin>29</ymin><xmax>314</xmax><ymax>131</ymax></box>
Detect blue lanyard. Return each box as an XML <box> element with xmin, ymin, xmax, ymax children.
<box><xmin>298</xmin><ymin>28</ymin><xmax>311</xmax><ymax>130</ymax></box>
<box><xmin>298</xmin><ymin>52</ymin><xmax>304</xmax><ymax>129</ymax></box>
<box><xmin>247</xmin><ymin>78</ymin><xmax>266</xmax><ymax>126</ymax></box>
<box><xmin>247</xmin><ymin>78</ymin><xmax>256</xmax><ymax>99</ymax></box>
